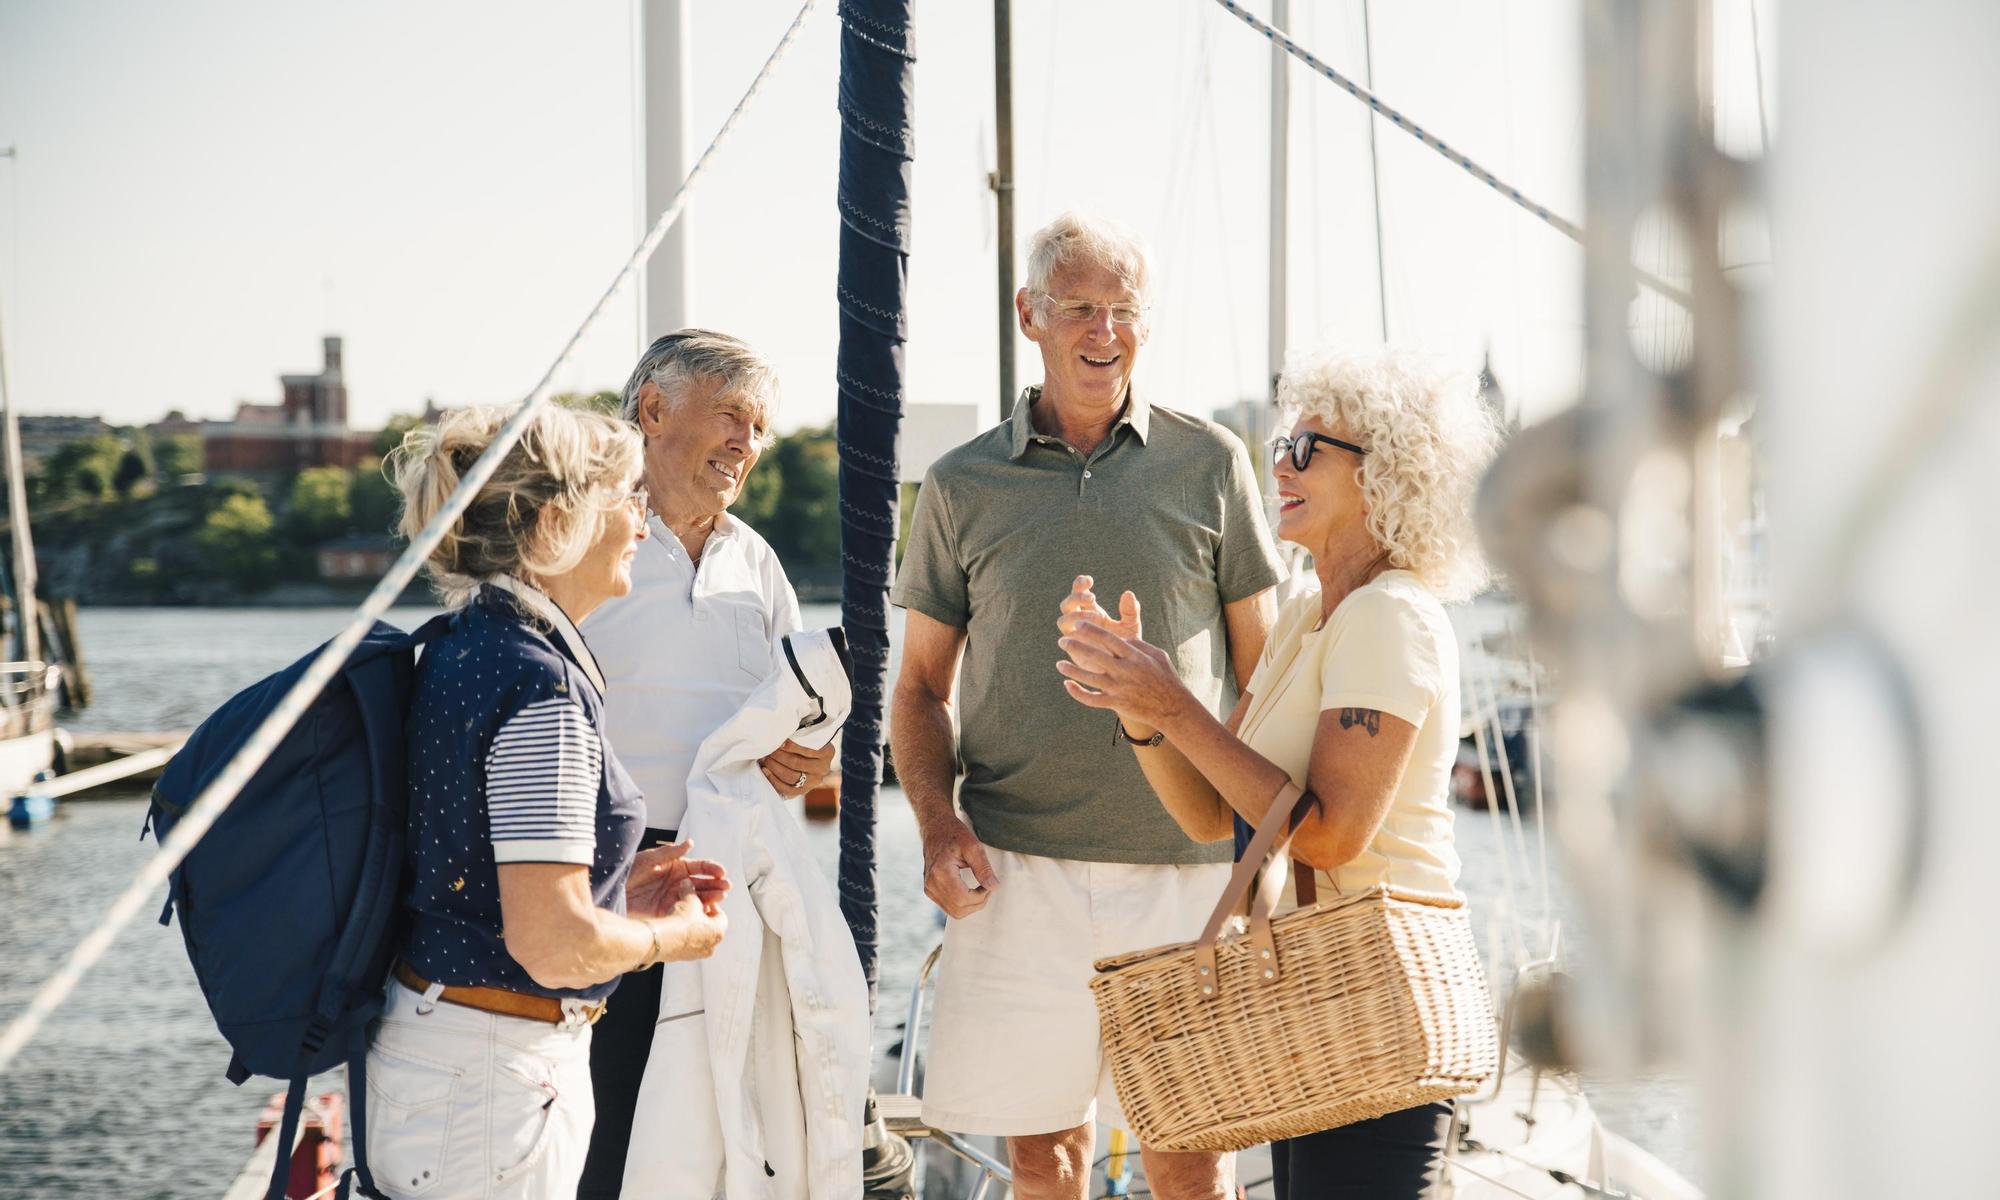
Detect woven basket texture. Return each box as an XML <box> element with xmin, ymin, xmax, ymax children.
<box><xmin>1090</xmin><ymin>885</ymin><xmax>1498</xmax><ymax>1152</ymax></box>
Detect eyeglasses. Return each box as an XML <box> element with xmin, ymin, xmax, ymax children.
<box><xmin>619</xmin><ymin>484</ymin><xmax>650</xmax><ymax>515</ymax></box>
<box><xmin>1270</xmin><ymin>432</ymin><xmax>1367</xmax><ymax>472</ymax></box>
<box><xmin>1034</xmin><ymin>294</ymin><xmax>1149</xmax><ymax>327</ymax></box>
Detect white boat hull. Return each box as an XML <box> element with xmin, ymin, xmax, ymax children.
<box><xmin>0</xmin><ymin>726</ymin><xmax>55</xmax><ymax>798</ymax></box>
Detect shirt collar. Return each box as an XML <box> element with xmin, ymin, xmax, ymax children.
<box><xmin>487</xmin><ymin>573</ymin><xmax>608</xmax><ymax>696</ymax></box>
<box><xmin>647</xmin><ymin>511</ymin><xmax>741</xmax><ymax>560</ymax></box>
<box><xmin>1006</xmin><ymin>384</ymin><xmax>1152</xmax><ymax>460</ymax></box>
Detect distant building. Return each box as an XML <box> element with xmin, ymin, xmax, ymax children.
<box><xmin>18</xmin><ymin>415</ymin><xmax>114</xmax><ymax>465</ymax></box>
<box><xmin>201</xmin><ymin>336</ymin><xmax>377</xmax><ymax>474</ymax></box>
<box><xmin>316</xmin><ymin>533</ymin><xmax>398</xmax><ymax>580</ymax></box>
<box><xmin>146</xmin><ymin>410</ymin><xmax>204</xmax><ymax>439</ymax></box>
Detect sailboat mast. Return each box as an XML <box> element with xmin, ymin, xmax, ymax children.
<box><xmin>0</xmin><ymin>155</ymin><xmax>38</xmax><ymax>666</ymax></box>
<box><xmin>994</xmin><ymin>0</ymin><xmax>1018</xmax><ymax>419</ymax></box>
<box><xmin>638</xmin><ymin>0</ymin><xmax>694</xmax><ymax>336</ymax></box>
<box><xmin>1267</xmin><ymin>0</ymin><xmax>1290</xmax><ymax>399</ymax></box>
<box><xmin>1360</xmin><ymin>0</ymin><xmax>1390</xmax><ymax>342</ymax></box>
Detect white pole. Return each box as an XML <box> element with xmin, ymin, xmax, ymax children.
<box><xmin>1267</xmin><ymin>0</ymin><xmax>1290</xmax><ymax>399</ymax></box>
<box><xmin>0</xmin><ymin>145</ymin><xmax>37</xmax><ymax>666</ymax></box>
<box><xmin>638</xmin><ymin>0</ymin><xmax>694</xmax><ymax>338</ymax></box>
<box><xmin>1359</xmin><ymin>0</ymin><xmax>1389</xmax><ymax>343</ymax></box>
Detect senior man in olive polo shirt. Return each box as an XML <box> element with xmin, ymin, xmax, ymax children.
<box><xmin>891</xmin><ymin>211</ymin><xmax>1283</xmax><ymax>1200</ymax></box>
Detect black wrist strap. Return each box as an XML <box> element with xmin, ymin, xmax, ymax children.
<box><xmin>1112</xmin><ymin>719</ymin><xmax>1165</xmax><ymax>748</ymax></box>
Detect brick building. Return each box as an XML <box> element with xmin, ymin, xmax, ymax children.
<box><xmin>316</xmin><ymin>533</ymin><xmax>398</xmax><ymax>580</ymax></box>
<box><xmin>201</xmin><ymin>336</ymin><xmax>377</xmax><ymax>473</ymax></box>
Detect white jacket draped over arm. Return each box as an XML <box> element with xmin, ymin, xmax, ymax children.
<box><xmin>621</xmin><ymin>628</ymin><xmax>871</xmax><ymax>1200</ymax></box>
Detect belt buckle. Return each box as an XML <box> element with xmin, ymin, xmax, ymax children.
<box><xmin>558</xmin><ymin>997</ymin><xmax>606</xmax><ymax>1031</ymax></box>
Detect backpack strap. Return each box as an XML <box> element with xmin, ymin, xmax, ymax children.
<box><xmin>317</xmin><ymin>612</ymin><xmax>454</xmax><ymax>1033</ymax></box>
<box><xmin>262</xmin><ymin>1074</ymin><xmax>309</xmax><ymax>1200</ymax></box>
<box><xmin>340</xmin><ymin>1024</ymin><xmax>385</xmax><ymax>1199</ymax></box>
<box><xmin>399</xmin><ymin>611</ymin><xmax>458</xmax><ymax>650</ymax></box>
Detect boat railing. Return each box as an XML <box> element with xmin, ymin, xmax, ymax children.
<box><xmin>0</xmin><ymin>660</ymin><xmax>57</xmax><ymax>736</ymax></box>
<box><xmin>1469</xmin><ymin>923</ymin><xmax>1564</xmax><ymax>1107</ymax></box>
<box><xmin>0</xmin><ymin>659</ymin><xmax>57</xmax><ymax>687</ymax></box>
<box><xmin>885</xmin><ymin>941</ymin><xmax>1013</xmax><ymax>1198</ymax></box>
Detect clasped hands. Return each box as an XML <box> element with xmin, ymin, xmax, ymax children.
<box><xmin>1056</xmin><ymin>573</ymin><xmax>1191</xmax><ymax>737</ymax></box>
<box><xmin>626</xmin><ymin>840</ymin><xmax>730</xmax><ymax>921</ymax></box>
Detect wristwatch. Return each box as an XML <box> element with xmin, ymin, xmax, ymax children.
<box><xmin>1112</xmin><ymin>719</ymin><xmax>1165</xmax><ymax>748</ymax></box>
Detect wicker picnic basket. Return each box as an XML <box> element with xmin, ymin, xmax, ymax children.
<box><xmin>1090</xmin><ymin>784</ymin><xmax>1498</xmax><ymax>1152</ymax></box>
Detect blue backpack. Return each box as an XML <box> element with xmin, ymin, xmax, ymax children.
<box><xmin>148</xmin><ymin>613</ymin><xmax>454</xmax><ymax>1200</ymax></box>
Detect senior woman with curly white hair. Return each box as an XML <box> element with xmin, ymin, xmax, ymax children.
<box><xmin>1056</xmin><ymin>348</ymin><xmax>1500</xmax><ymax>1198</ymax></box>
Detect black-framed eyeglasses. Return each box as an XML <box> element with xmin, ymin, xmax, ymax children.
<box><xmin>1270</xmin><ymin>432</ymin><xmax>1367</xmax><ymax>472</ymax></box>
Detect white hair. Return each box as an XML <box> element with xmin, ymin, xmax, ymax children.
<box><xmin>1023</xmin><ymin>211</ymin><xmax>1153</xmax><ymax>311</ymax></box>
<box><xmin>620</xmin><ymin>327</ymin><xmax>779</xmax><ymax>448</ymax></box>
<box><xmin>1278</xmin><ymin>348</ymin><xmax>1503</xmax><ymax>603</ymax></box>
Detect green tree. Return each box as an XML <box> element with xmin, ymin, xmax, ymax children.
<box><xmin>113</xmin><ymin>449</ymin><xmax>150</xmax><ymax>497</ymax></box>
<box><xmin>733</xmin><ymin>426</ymin><xmax>840</xmax><ymax>572</ymax></box>
<box><xmin>40</xmin><ymin>435</ymin><xmax>126</xmax><ymax>505</ymax></box>
<box><xmin>555</xmin><ymin>390</ymin><xmax>623</xmax><ymax>416</ymax></box>
<box><xmin>349</xmin><ymin>458</ymin><xmax>402</xmax><ymax>536</ymax></box>
<box><xmin>153</xmin><ymin>434</ymin><xmax>204</xmax><ymax>480</ymax></box>
<box><xmin>374</xmin><ymin>413</ymin><xmax>425</xmax><ymax>458</ymax></box>
<box><xmin>766</xmin><ymin>432</ymin><xmax>839</xmax><ymax>568</ymax></box>
<box><xmin>732</xmin><ymin>455</ymin><xmax>782</xmax><ymax>531</ymax></box>
<box><xmin>195</xmin><ymin>493</ymin><xmax>277</xmax><ymax>586</ymax></box>
<box><xmin>285</xmin><ymin>466</ymin><xmax>355</xmax><ymax>543</ymax></box>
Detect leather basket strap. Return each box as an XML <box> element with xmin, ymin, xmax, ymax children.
<box><xmin>1193</xmin><ymin>780</ymin><xmax>1305</xmax><ymax>998</ymax></box>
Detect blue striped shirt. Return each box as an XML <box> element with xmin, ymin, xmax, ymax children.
<box><xmin>398</xmin><ymin>580</ymin><xmax>647</xmax><ymax>1001</ymax></box>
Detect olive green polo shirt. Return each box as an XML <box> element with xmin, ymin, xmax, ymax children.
<box><xmin>892</xmin><ymin>386</ymin><xmax>1285</xmax><ymax>865</ymax></box>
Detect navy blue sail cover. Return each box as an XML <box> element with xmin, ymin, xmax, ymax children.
<box><xmin>834</xmin><ymin>0</ymin><xmax>914</xmax><ymax>1004</ymax></box>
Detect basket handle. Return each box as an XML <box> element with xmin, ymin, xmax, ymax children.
<box><xmin>1193</xmin><ymin>780</ymin><xmax>1305</xmax><ymax>997</ymax></box>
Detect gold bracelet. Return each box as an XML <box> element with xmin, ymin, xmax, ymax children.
<box><xmin>641</xmin><ymin>921</ymin><xmax>662</xmax><ymax>970</ymax></box>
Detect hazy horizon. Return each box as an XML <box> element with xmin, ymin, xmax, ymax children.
<box><xmin>1</xmin><ymin>1</ymin><xmax>1773</xmax><ymax>440</ymax></box>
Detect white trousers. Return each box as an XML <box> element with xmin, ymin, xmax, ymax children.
<box><xmin>362</xmin><ymin>981</ymin><xmax>595</xmax><ymax>1200</ymax></box>
<box><xmin>919</xmin><ymin>848</ymin><xmax>1232</xmax><ymax>1138</ymax></box>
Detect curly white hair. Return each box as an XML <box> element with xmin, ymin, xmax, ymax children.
<box><xmin>1277</xmin><ymin>348</ymin><xmax>1502</xmax><ymax>603</ymax></box>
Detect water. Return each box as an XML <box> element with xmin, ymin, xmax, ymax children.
<box><xmin>1</xmin><ymin>606</ymin><xmax>1700</xmax><ymax>1196</ymax></box>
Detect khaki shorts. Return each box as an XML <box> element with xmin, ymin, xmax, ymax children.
<box><xmin>919</xmin><ymin>846</ymin><xmax>1232</xmax><ymax>1138</ymax></box>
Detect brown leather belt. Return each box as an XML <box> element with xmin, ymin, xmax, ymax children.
<box><xmin>393</xmin><ymin>961</ymin><xmax>607</xmax><ymax>1026</ymax></box>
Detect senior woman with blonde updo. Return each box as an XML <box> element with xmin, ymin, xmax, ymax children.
<box><xmin>1056</xmin><ymin>349</ymin><xmax>1499</xmax><ymax>1198</ymax></box>
<box><xmin>365</xmin><ymin>403</ymin><xmax>731</xmax><ymax>1200</ymax></box>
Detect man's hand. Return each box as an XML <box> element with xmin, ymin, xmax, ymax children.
<box><xmin>626</xmin><ymin>841</ymin><xmax>730</xmax><ymax>918</ymax></box>
<box><xmin>920</xmin><ymin>814</ymin><xmax>1001</xmax><ymax>919</ymax></box>
<box><xmin>760</xmin><ymin>738</ymin><xmax>836</xmax><ymax>798</ymax></box>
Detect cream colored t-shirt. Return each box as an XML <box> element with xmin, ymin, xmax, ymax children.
<box><xmin>1235</xmin><ymin>570</ymin><xmax>1464</xmax><ymax>905</ymax></box>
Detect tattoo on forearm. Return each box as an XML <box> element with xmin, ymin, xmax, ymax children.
<box><xmin>1338</xmin><ymin>708</ymin><xmax>1382</xmax><ymax>737</ymax></box>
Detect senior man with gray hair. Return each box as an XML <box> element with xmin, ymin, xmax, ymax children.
<box><xmin>892</xmin><ymin>213</ymin><xmax>1284</xmax><ymax>1199</ymax></box>
<box><xmin>576</xmin><ymin>328</ymin><xmax>834</xmax><ymax>1199</ymax></box>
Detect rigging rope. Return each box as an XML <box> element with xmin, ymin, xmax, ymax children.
<box><xmin>1526</xmin><ymin>649</ymin><xmax>1556</xmax><ymax>957</ymax></box>
<box><xmin>1475</xmin><ymin>652</ymin><xmax>1542</xmax><ymax>949</ymax></box>
<box><xmin>1204</xmin><ymin>0</ymin><xmax>1694</xmax><ymax>310</ymax></box>
<box><xmin>0</xmin><ymin>0</ymin><xmax>820</xmax><ymax>1077</ymax></box>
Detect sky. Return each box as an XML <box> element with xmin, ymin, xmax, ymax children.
<box><xmin>0</xmin><ymin>0</ymin><xmax>1773</xmax><ymax>445</ymax></box>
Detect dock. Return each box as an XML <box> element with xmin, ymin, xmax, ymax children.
<box><xmin>35</xmin><ymin>731</ymin><xmax>186</xmax><ymax>802</ymax></box>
